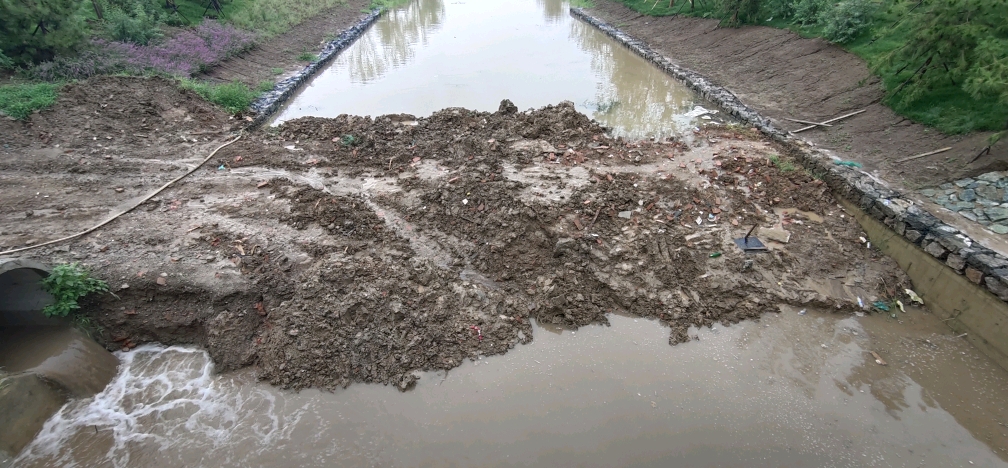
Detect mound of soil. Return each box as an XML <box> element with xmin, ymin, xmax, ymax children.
<box><xmin>1</xmin><ymin>79</ymin><xmax>909</xmax><ymax>391</ymax></box>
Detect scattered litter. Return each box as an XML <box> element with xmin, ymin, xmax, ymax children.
<box><xmin>707</xmin><ymin>213</ymin><xmax>716</xmax><ymax>222</ymax></box>
<box><xmin>695</xmin><ymin>216</ymin><xmax>703</xmax><ymax>226</ymax></box>
<box><xmin>870</xmin><ymin>351</ymin><xmax>887</xmax><ymax>365</ymax></box>
<box><xmin>619</xmin><ymin>210</ymin><xmax>632</xmax><ymax>219</ymax></box>
<box><xmin>733</xmin><ymin>224</ymin><xmax>768</xmax><ymax>252</ymax></box>
<box><xmin>469</xmin><ymin>325</ymin><xmax>483</xmax><ymax>341</ymax></box>
<box><xmin>872</xmin><ymin>301</ymin><xmax>890</xmax><ymax>312</ymax></box>
<box><xmin>895</xmin><ymin>300</ymin><xmax>905</xmax><ymax>312</ymax></box>
<box><xmin>709</xmin><ymin>252</ymin><xmax>722</xmax><ymax>258</ymax></box>
<box><xmin>905</xmin><ymin>289</ymin><xmax>924</xmax><ymax>305</ymax></box>
<box><xmin>857</xmin><ymin>297</ymin><xmax>864</xmax><ymax>309</ymax></box>
<box><xmin>217</xmin><ymin>164</ymin><xmax>226</xmax><ymax>170</ymax></box>
<box><xmin>798</xmin><ymin>309</ymin><xmax>807</xmax><ymax>315</ymax></box>
<box><xmin>834</xmin><ymin>160</ymin><xmax>863</xmax><ymax>168</ymax></box>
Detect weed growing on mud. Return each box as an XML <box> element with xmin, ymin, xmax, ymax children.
<box><xmin>271</xmin><ymin>67</ymin><xmax>284</xmax><ymax>75</ymax></box>
<box><xmin>768</xmin><ymin>154</ymin><xmax>796</xmax><ymax>172</ymax></box>
<box><xmin>296</xmin><ymin>49</ymin><xmax>318</xmax><ymax>62</ymax></box>
<box><xmin>179</xmin><ymin>79</ymin><xmax>259</xmax><ymax>113</ymax></box>
<box><xmin>257</xmin><ymin>79</ymin><xmax>275</xmax><ymax>92</ymax></box>
<box><xmin>41</xmin><ymin>263</ymin><xmax>109</xmax><ymax>318</ymax></box>
<box><xmin>0</xmin><ymin>83</ymin><xmax>58</xmax><ymax>120</ymax></box>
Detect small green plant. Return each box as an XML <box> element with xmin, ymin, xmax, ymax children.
<box><xmin>296</xmin><ymin>49</ymin><xmax>318</xmax><ymax>62</ymax></box>
<box><xmin>41</xmin><ymin>263</ymin><xmax>109</xmax><ymax>318</ymax></box>
<box><xmin>271</xmin><ymin>67</ymin><xmax>284</xmax><ymax>75</ymax></box>
<box><xmin>0</xmin><ymin>83</ymin><xmax>58</xmax><ymax>120</ymax></box>
<box><xmin>179</xmin><ymin>79</ymin><xmax>259</xmax><ymax>114</ymax></box>
<box><xmin>257</xmin><ymin>79</ymin><xmax>275</xmax><ymax>92</ymax></box>
<box><xmin>340</xmin><ymin>134</ymin><xmax>358</xmax><ymax>146</ymax></box>
<box><xmin>0</xmin><ymin>50</ymin><xmax>13</xmax><ymax>70</ymax></box>
<box><xmin>768</xmin><ymin>154</ymin><xmax>797</xmax><ymax>172</ymax></box>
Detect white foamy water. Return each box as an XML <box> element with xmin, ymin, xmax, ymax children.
<box><xmin>14</xmin><ymin>346</ymin><xmax>304</xmax><ymax>468</ymax></box>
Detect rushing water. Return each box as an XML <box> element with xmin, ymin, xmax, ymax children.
<box><xmin>273</xmin><ymin>0</ymin><xmax>713</xmax><ymax>139</ymax></box>
<box><xmin>14</xmin><ymin>311</ymin><xmax>1008</xmax><ymax>467</ymax></box>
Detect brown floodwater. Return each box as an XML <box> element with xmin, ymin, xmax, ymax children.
<box><xmin>12</xmin><ymin>307</ymin><xmax>1008</xmax><ymax>467</ymax></box>
<box><xmin>273</xmin><ymin>0</ymin><xmax>718</xmax><ymax>139</ymax></box>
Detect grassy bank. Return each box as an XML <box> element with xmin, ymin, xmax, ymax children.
<box><xmin>611</xmin><ymin>0</ymin><xmax>1008</xmax><ymax>135</ymax></box>
<box><xmin>0</xmin><ymin>83</ymin><xmax>58</xmax><ymax>120</ymax></box>
<box><xmin>0</xmin><ymin>0</ymin><xmax>363</xmax><ymax>116</ymax></box>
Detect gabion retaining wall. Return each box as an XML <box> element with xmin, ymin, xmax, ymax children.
<box><xmin>571</xmin><ymin>7</ymin><xmax>1008</xmax><ymax>305</ymax></box>
<box><xmin>248</xmin><ymin>9</ymin><xmax>382</xmax><ymax>127</ymax></box>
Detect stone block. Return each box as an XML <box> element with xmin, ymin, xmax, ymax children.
<box><xmin>946</xmin><ymin>253</ymin><xmax>967</xmax><ymax>272</ymax></box>
<box><xmin>965</xmin><ymin>266</ymin><xmax>984</xmax><ymax>284</ymax></box>
<box><xmin>904</xmin><ymin>229</ymin><xmax>923</xmax><ymax>244</ymax></box>
<box><xmin>924</xmin><ymin>241</ymin><xmax>948</xmax><ymax>260</ymax></box>
<box><xmin>984</xmin><ymin>273</ymin><xmax>1008</xmax><ymax>301</ymax></box>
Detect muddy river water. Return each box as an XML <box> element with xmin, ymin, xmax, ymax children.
<box><xmin>274</xmin><ymin>0</ymin><xmax>707</xmax><ymax>138</ymax></box>
<box><xmin>8</xmin><ymin>0</ymin><xmax>1008</xmax><ymax>466</ymax></box>
<box><xmin>13</xmin><ymin>309</ymin><xmax>1008</xmax><ymax>467</ymax></box>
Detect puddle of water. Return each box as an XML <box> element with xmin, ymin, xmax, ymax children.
<box><xmin>15</xmin><ymin>310</ymin><xmax>1008</xmax><ymax>467</ymax></box>
<box><xmin>273</xmin><ymin>0</ymin><xmax>712</xmax><ymax>139</ymax></box>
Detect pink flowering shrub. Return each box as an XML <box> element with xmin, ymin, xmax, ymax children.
<box><xmin>32</xmin><ymin>21</ymin><xmax>255</xmax><ymax>80</ymax></box>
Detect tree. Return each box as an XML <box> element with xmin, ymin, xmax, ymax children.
<box><xmin>0</xmin><ymin>0</ymin><xmax>88</xmax><ymax>65</ymax></box>
<box><xmin>888</xmin><ymin>0</ymin><xmax>1008</xmax><ymax>105</ymax></box>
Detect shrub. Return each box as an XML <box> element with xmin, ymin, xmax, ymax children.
<box><xmin>179</xmin><ymin>79</ymin><xmax>259</xmax><ymax>113</ymax></box>
<box><xmin>820</xmin><ymin>0</ymin><xmax>874</xmax><ymax>43</ymax></box>
<box><xmin>30</xmin><ymin>49</ymin><xmax>125</xmax><ymax>81</ymax></box>
<box><xmin>40</xmin><ymin>263</ymin><xmax>109</xmax><ymax>318</ymax></box>
<box><xmin>792</xmin><ymin>0</ymin><xmax>828</xmax><ymax>25</ymax></box>
<box><xmin>0</xmin><ymin>83</ymin><xmax>58</xmax><ymax>120</ymax></box>
<box><xmin>0</xmin><ymin>50</ymin><xmax>13</xmax><ymax>70</ymax></box>
<box><xmin>103</xmin><ymin>2</ymin><xmax>165</xmax><ymax>45</ymax></box>
<box><xmin>0</xmin><ymin>0</ymin><xmax>88</xmax><ymax>64</ymax></box>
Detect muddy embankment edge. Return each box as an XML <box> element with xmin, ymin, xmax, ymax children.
<box><xmin>247</xmin><ymin>9</ymin><xmax>382</xmax><ymax>127</ymax></box>
<box><xmin>570</xmin><ymin>7</ymin><xmax>1008</xmax><ymax>369</ymax></box>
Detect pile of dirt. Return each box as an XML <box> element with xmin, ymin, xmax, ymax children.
<box><xmin>1</xmin><ymin>80</ymin><xmax>910</xmax><ymax>391</ymax></box>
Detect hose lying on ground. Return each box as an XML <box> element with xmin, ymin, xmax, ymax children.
<box><xmin>0</xmin><ymin>133</ymin><xmax>244</xmax><ymax>256</ymax></box>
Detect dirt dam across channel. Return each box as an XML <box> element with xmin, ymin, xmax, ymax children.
<box><xmin>4</xmin><ymin>0</ymin><xmax>1008</xmax><ymax>465</ymax></box>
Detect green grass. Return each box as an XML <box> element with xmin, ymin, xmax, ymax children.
<box><xmin>271</xmin><ymin>67</ymin><xmax>284</xmax><ymax>75</ymax></box>
<box><xmin>227</xmin><ymin>0</ymin><xmax>349</xmax><ymax>37</ymax></box>
<box><xmin>179</xmin><ymin>79</ymin><xmax>260</xmax><ymax>113</ymax></box>
<box><xmin>296</xmin><ymin>49</ymin><xmax>318</xmax><ymax>62</ymax></box>
<box><xmin>768</xmin><ymin>154</ymin><xmax>797</xmax><ymax>172</ymax></box>
<box><xmin>257</xmin><ymin>79</ymin><xmax>275</xmax><ymax>92</ymax></box>
<box><xmin>0</xmin><ymin>83</ymin><xmax>58</xmax><ymax>120</ymax></box>
<box><xmin>369</xmin><ymin>0</ymin><xmax>414</xmax><ymax>12</ymax></box>
<box><xmin>571</xmin><ymin>0</ymin><xmax>596</xmax><ymax>7</ymax></box>
<box><xmin>612</xmin><ymin>0</ymin><xmax>1007</xmax><ymax>134</ymax></box>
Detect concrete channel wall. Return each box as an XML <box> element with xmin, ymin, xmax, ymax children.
<box><xmin>570</xmin><ymin>8</ymin><xmax>1008</xmax><ymax>368</ymax></box>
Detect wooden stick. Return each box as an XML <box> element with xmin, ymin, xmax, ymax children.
<box><xmin>792</xmin><ymin>109</ymin><xmax>867</xmax><ymax>133</ymax></box>
<box><xmin>783</xmin><ymin>117</ymin><xmax>833</xmax><ymax>128</ymax></box>
<box><xmin>870</xmin><ymin>351</ymin><xmax>887</xmax><ymax>366</ymax></box>
<box><xmin>896</xmin><ymin>147</ymin><xmax>952</xmax><ymax>163</ymax></box>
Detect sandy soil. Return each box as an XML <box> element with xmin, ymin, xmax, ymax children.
<box><xmin>586</xmin><ymin>1</ymin><xmax>1007</xmax><ymax>190</ymax></box>
<box><xmin>0</xmin><ymin>77</ymin><xmax>910</xmax><ymax>391</ymax></box>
